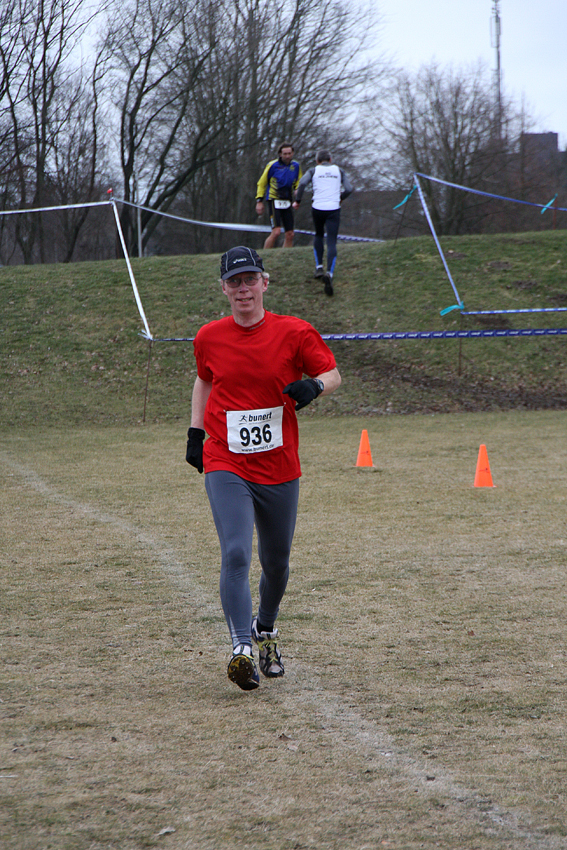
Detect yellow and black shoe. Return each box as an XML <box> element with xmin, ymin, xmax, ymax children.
<box><xmin>227</xmin><ymin>645</ymin><xmax>260</xmax><ymax>690</ymax></box>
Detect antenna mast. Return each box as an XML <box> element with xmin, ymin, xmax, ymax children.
<box><xmin>491</xmin><ymin>0</ymin><xmax>502</xmax><ymax>138</ymax></box>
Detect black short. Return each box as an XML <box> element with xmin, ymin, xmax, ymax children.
<box><xmin>267</xmin><ymin>200</ymin><xmax>294</xmax><ymax>232</ymax></box>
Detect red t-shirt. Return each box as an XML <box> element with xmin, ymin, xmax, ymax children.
<box><xmin>193</xmin><ymin>311</ymin><xmax>336</xmax><ymax>484</ymax></box>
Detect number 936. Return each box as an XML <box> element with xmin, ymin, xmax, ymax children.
<box><xmin>240</xmin><ymin>424</ymin><xmax>272</xmax><ymax>447</ymax></box>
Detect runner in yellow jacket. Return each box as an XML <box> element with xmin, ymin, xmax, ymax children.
<box><xmin>255</xmin><ymin>143</ymin><xmax>302</xmax><ymax>248</ymax></box>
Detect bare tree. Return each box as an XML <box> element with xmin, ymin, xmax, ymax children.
<box><xmin>99</xmin><ymin>0</ymin><xmax>383</xmax><ymax>255</ymax></box>
<box><xmin>377</xmin><ymin>62</ymin><xmax>528</xmax><ymax>235</ymax></box>
<box><xmin>0</xmin><ymin>0</ymin><xmax>385</xmax><ymax>261</ymax></box>
<box><xmin>98</xmin><ymin>0</ymin><xmax>222</xmax><ymax>255</ymax></box>
<box><xmin>0</xmin><ymin>0</ymin><xmax>101</xmax><ymax>263</ymax></box>
<box><xmin>175</xmin><ymin>0</ymin><xmax>382</xmax><ymax>244</ymax></box>
<box><xmin>47</xmin><ymin>57</ymin><xmax>113</xmax><ymax>262</ymax></box>
<box><xmin>0</xmin><ymin>0</ymin><xmax>37</xmax><ymax>262</ymax></box>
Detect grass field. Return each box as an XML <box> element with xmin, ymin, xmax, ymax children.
<box><xmin>1</xmin><ymin>233</ymin><xmax>566</xmax><ymax>426</ymax></box>
<box><xmin>1</xmin><ymin>235</ymin><xmax>567</xmax><ymax>848</ymax></box>
<box><xmin>1</xmin><ymin>412</ymin><xmax>567</xmax><ymax>849</ymax></box>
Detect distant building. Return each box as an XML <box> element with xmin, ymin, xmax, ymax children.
<box><xmin>519</xmin><ymin>132</ymin><xmax>564</xmax><ymax>195</ymax></box>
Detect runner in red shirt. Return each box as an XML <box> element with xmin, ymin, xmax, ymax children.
<box><xmin>186</xmin><ymin>246</ymin><xmax>341</xmax><ymax>690</ymax></box>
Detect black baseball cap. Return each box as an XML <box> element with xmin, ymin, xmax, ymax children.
<box><xmin>220</xmin><ymin>246</ymin><xmax>264</xmax><ymax>280</ymax></box>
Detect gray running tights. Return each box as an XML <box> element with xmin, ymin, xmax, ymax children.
<box><xmin>205</xmin><ymin>470</ymin><xmax>300</xmax><ymax>648</ymax></box>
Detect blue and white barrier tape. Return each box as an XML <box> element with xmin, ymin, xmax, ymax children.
<box><xmin>321</xmin><ymin>328</ymin><xmax>567</xmax><ymax>340</ymax></box>
<box><xmin>117</xmin><ymin>199</ymin><xmax>381</xmax><ymax>242</ymax></box>
<box><xmin>462</xmin><ymin>307</ymin><xmax>567</xmax><ymax>315</ymax></box>
<box><xmin>146</xmin><ymin>327</ymin><xmax>567</xmax><ymax>343</ymax></box>
<box><xmin>0</xmin><ymin>198</ymin><xmax>381</xmax><ymax>242</ymax></box>
<box><xmin>415</xmin><ymin>173</ymin><xmax>567</xmax><ymax>213</ymax></box>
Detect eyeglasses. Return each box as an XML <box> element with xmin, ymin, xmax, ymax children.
<box><xmin>224</xmin><ymin>274</ymin><xmax>262</xmax><ymax>288</ymax></box>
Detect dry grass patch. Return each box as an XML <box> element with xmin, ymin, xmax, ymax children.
<box><xmin>1</xmin><ymin>411</ymin><xmax>567</xmax><ymax>849</ymax></box>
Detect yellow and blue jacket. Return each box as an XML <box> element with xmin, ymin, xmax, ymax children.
<box><xmin>256</xmin><ymin>158</ymin><xmax>302</xmax><ymax>202</ymax></box>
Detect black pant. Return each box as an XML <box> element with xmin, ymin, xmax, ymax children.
<box><xmin>312</xmin><ymin>207</ymin><xmax>341</xmax><ymax>274</ymax></box>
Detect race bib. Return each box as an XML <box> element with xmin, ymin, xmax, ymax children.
<box><xmin>226</xmin><ymin>406</ymin><xmax>284</xmax><ymax>454</ymax></box>
<box><xmin>274</xmin><ymin>199</ymin><xmax>291</xmax><ymax>209</ymax></box>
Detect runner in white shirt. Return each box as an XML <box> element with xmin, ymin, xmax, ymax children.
<box><xmin>293</xmin><ymin>150</ymin><xmax>353</xmax><ymax>296</ymax></box>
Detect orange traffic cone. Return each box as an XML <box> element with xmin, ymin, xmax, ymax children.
<box><xmin>356</xmin><ymin>429</ymin><xmax>374</xmax><ymax>467</ymax></box>
<box><xmin>473</xmin><ymin>444</ymin><xmax>494</xmax><ymax>487</ymax></box>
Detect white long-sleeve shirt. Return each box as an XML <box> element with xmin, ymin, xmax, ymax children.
<box><xmin>295</xmin><ymin>163</ymin><xmax>353</xmax><ymax>210</ymax></box>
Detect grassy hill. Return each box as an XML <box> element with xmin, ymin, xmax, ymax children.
<box><xmin>1</xmin><ymin>232</ymin><xmax>567</xmax><ymax>427</ymax></box>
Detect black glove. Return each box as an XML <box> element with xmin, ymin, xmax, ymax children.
<box><xmin>283</xmin><ymin>378</ymin><xmax>323</xmax><ymax>411</ymax></box>
<box><xmin>186</xmin><ymin>427</ymin><xmax>205</xmax><ymax>473</ymax></box>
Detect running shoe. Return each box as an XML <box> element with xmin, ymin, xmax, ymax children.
<box><xmin>322</xmin><ymin>273</ymin><xmax>334</xmax><ymax>296</ymax></box>
<box><xmin>251</xmin><ymin>618</ymin><xmax>285</xmax><ymax>678</ymax></box>
<box><xmin>314</xmin><ymin>266</ymin><xmax>325</xmax><ymax>279</ymax></box>
<box><xmin>227</xmin><ymin>645</ymin><xmax>260</xmax><ymax>690</ymax></box>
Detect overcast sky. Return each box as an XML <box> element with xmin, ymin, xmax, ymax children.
<box><xmin>375</xmin><ymin>0</ymin><xmax>567</xmax><ymax>148</ymax></box>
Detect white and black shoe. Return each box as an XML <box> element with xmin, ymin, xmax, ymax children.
<box><xmin>251</xmin><ymin>618</ymin><xmax>285</xmax><ymax>678</ymax></box>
